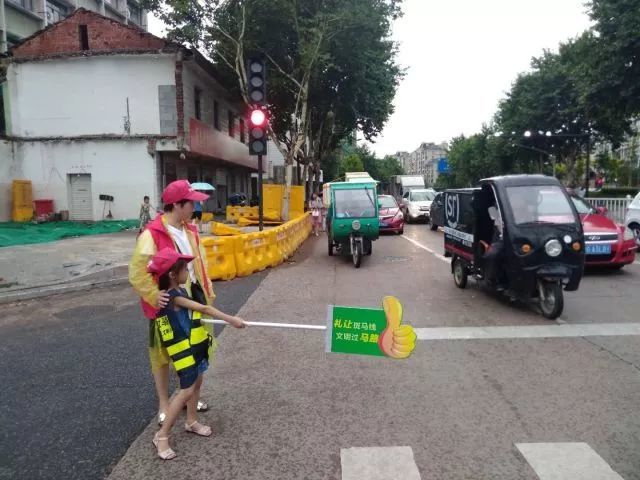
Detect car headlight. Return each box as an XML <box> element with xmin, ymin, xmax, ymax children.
<box><xmin>623</xmin><ymin>226</ymin><xmax>635</xmax><ymax>241</ymax></box>
<box><xmin>395</xmin><ymin>211</ymin><xmax>403</xmax><ymax>220</ymax></box>
<box><xmin>352</xmin><ymin>220</ymin><xmax>361</xmax><ymax>231</ymax></box>
<box><xmin>545</xmin><ymin>239</ymin><xmax>562</xmax><ymax>257</ymax></box>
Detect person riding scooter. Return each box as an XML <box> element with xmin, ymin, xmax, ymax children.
<box><xmin>479</xmin><ymin>205</ymin><xmax>506</xmax><ymax>289</ymax></box>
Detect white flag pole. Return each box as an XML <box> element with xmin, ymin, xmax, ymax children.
<box><xmin>200</xmin><ymin>318</ymin><xmax>327</xmax><ymax>331</ymax></box>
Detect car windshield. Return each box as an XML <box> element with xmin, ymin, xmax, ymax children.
<box><xmin>570</xmin><ymin>196</ymin><xmax>595</xmax><ymax>215</ymax></box>
<box><xmin>410</xmin><ymin>191</ymin><xmax>435</xmax><ymax>201</ymax></box>
<box><xmin>505</xmin><ymin>185</ymin><xmax>576</xmax><ymax>225</ymax></box>
<box><xmin>334</xmin><ymin>188</ymin><xmax>377</xmax><ymax>218</ymax></box>
<box><xmin>378</xmin><ymin>196</ymin><xmax>397</xmax><ymax>208</ymax></box>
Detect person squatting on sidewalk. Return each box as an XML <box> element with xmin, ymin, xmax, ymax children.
<box><xmin>147</xmin><ymin>248</ymin><xmax>245</xmax><ymax>459</ymax></box>
<box><xmin>129</xmin><ymin>180</ymin><xmax>224</xmax><ymax>425</ymax></box>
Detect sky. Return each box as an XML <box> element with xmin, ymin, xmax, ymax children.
<box><xmin>366</xmin><ymin>0</ymin><xmax>592</xmax><ymax>157</ymax></box>
<box><xmin>147</xmin><ymin>0</ymin><xmax>592</xmax><ymax>158</ymax></box>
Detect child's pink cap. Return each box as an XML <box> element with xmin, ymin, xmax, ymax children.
<box><xmin>147</xmin><ymin>248</ymin><xmax>194</xmax><ymax>276</ymax></box>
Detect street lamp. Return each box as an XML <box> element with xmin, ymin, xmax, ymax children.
<box><xmin>494</xmin><ymin>129</ymin><xmax>592</xmax><ymax>196</ymax></box>
<box><xmin>511</xmin><ymin>143</ymin><xmax>556</xmax><ymax>176</ymax></box>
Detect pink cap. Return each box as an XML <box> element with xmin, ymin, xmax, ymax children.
<box><xmin>162</xmin><ymin>180</ymin><xmax>209</xmax><ymax>204</ymax></box>
<box><xmin>147</xmin><ymin>247</ymin><xmax>194</xmax><ymax>276</ymax></box>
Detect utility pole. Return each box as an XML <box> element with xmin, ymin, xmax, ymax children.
<box><xmin>585</xmin><ymin>134</ymin><xmax>591</xmax><ymax>198</ymax></box>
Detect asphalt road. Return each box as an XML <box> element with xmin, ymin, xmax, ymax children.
<box><xmin>2</xmin><ymin>225</ymin><xmax>640</xmax><ymax>479</ymax></box>
<box><xmin>0</xmin><ymin>271</ymin><xmax>267</xmax><ymax>480</ymax></box>
<box><xmin>108</xmin><ymin>224</ymin><xmax>640</xmax><ymax>480</ymax></box>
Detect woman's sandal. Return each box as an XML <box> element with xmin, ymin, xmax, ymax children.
<box><xmin>152</xmin><ymin>433</ymin><xmax>177</xmax><ymax>460</ymax></box>
<box><xmin>182</xmin><ymin>400</ymin><xmax>209</xmax><ymax>412</ymax></box>
<box><xmin>185</xmin><ymin>421</ymin><xmax>212</xmax><ymax>437</ymax></box>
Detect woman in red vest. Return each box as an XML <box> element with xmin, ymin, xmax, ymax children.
<box><xmin>129</xmin><ymin>180</ymin><xmax>217</xmax><ymax>425</ymax></box>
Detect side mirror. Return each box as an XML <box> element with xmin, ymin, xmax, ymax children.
<box><xmin>596</xmin><ymin>206</ymin><xmax>608</xmax><ymax>215</ymax></box>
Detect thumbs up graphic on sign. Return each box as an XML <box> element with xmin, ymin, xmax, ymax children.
<box><xmin>378</xmin><ymin>296</ymin><xmax>417</xmax><ymax>359</ymax></box>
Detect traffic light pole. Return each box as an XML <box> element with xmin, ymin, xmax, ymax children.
<box><xmin>258</xmin><ymin>153</ymin><xmax>264</xmax><ymax>231</ymax></box>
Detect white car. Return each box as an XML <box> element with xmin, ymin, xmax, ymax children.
<box><xmin>625</xmin><ymin>192</ymin><xmax>640</xmax><ymax>246</ymax></box>
<box><xmin>399</xmin><ymin>189</ymin><xmax>436</xmax><ymax>223</ymax></box>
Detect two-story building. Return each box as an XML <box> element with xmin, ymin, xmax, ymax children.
<box><xmin>0</xmin><ymin>9</ymin><xmax>258</xmax><ymax>221</ymax></box>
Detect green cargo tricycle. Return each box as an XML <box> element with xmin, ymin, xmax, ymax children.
<box><xmin>323</xmin><ymin>179</ymin><xmax>379</xmax><ymax>268</ymax></box>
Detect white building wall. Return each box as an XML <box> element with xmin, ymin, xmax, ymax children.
<box><xmin>0</xmin><ymin>139</ymin><xmax>156</xmax><ymax>221</ymax></box>
<box><xmin>7</xmin><ymin>54</ymin><xmax>176</xmax><ymax>137</ymax></box>
<box><xmin>266</xmin><ymin>140</ymin><xmax>285</xmax><ymax>179</ymax></box>
<box><xmin>182</xmin><ymin>61</ymin><xmax>243</xmax><ymax>142</ymax></box>
<box><xmin>0</xmin><ymin>140</ymin><xmax>18</xmax><ymax>221</ymax></box>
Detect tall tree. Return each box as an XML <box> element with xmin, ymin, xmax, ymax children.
<box><xmin>145</xmin><ymin>0</ymin><xmax>402</xmax><ymax>218</ymax></box>
<box><xmin>586</xmin><ymin>0</ymin><xmax>640</xmax><ymax>133</ymax></box>
<box><xmin>338</xmin><ymin>153</ymin><xmax>364</xmax><ymax>178</ymax></box>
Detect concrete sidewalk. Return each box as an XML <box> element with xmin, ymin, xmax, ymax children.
<box><xmin>0</xmin><ymin>230</ymin><xmax>138</xmax><ymax>303</ymax></box>
<box><xmin>0</xmin><ymin>223</ymin><xmax>280</xmax><ymax>304</ymax></box>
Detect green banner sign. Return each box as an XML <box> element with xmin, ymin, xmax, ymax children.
<box><xmin>325</xmin><ymin>296</ymin><xmax>417</xmax><ymax>359</ymax></box>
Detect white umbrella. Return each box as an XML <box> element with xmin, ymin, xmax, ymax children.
<box><xmin>191</xmin><ymin>182</ymin><xmax>215</xmax><ymax>191</ymax></box>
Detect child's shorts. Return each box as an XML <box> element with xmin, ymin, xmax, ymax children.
<box><xmin>148</xmin><ymin>317</ymin><xmax>218</xmax><ymax>380</ymax></box>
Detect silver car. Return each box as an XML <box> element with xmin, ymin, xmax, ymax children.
<box><xmin>625</xmin><ymin>192</ymin><xmax>640</xmax><ymax>246</ymax></box>
<box><xmin>400</xmin><ymin>189</ymin><xmax>436</xmax><ymax>223</ymax></box>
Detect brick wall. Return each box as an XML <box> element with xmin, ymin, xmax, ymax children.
<box><xmin>12</xmin><ymin>9</ymin><xmax>166</xmax><ymax>59</ymax></box>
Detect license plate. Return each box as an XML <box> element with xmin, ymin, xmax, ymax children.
<box><xmin>586</xmin><ymin>244</ymin><xmax>611</xmax><ymax>255</ymax></box>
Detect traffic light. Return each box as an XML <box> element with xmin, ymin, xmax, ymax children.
<box><xmin>247</xmin><ymin>57</ymin><xmax>266</xmax><ymax>105</ymax></box>
<box><xmin>248</xmin><ymin>107</ymin><xmax>268</xmax><ymax>155</ymax></box>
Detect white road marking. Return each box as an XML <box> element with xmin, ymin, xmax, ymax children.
<box><xmin>415</xmin><ymin>323</ymin><xmax>640</xmax><ymax>340</ymax></box>
<box><xmin>402</xmin><ymin>235</ymin><xmax>450</xmax><ymax>263</ymax></box>
<box><xmin>516</xmin><ymin>443</ymin><xmax>624</xmax><ymax>479</ymax></box>
<box><xmin>341</xmin><ymin>446</ymin><xmax>421</xmax><ymax>480</ymax></box>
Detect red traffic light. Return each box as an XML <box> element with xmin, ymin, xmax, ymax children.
<box><xmin>250</xmin><ymin>109</ymin><xmax>266</xmax><ymax>127</ymax></box>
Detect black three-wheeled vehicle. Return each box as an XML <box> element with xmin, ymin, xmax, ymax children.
<box><xmin>443</xmin><ymin>175</ymin><xmax>585</xmax><ymax>319</ymax></box>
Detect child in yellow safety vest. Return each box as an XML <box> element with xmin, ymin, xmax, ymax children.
<box><xmin>148</xmin><ymin>248</ymin><xmax>246</xmax><ymax>460</ymax></box>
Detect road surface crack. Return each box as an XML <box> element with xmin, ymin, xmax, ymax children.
<box><xmin>581</xmin><ymin>337</ymin><xmax>640</xmax><ymax>374</ymax></box>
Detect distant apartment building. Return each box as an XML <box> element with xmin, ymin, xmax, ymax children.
<box><xmin>404</xmin><ymin>142</ymin><xmax>447</xmax><ymax>185</ymax></box>
<box><xmin>617</xmin><ymin>119</ymin><xmax>640</xmax><ymax>167</ymax></box>
<box><xmin>0</xmin><ymin>9</ymin><xmax>258</xmax><ymax>221</ymax></box>
<box><xmin>393</xmin><ymin>151</ymin><xmax>410</xmax><ymax>173</ymax></box>
<box><xmin>0</xmin><ymin>0</ymin><xmax>147</xmax><ymax>53</ymax></box>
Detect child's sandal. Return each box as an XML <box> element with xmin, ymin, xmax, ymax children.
<box><xmin>185</xmin><ymin>421</ymin><xmax>212</xmax><ymax>437</ymax></box>
<box><xmin>152</xmin><ymin>433</ymin><xmax>177</xmax><ymax>460</ymax></box>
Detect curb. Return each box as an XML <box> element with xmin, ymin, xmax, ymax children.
<box><xmin>0</xmin><ymin>264</ymin><xmax>129</xmax><ymax>305</ymax></box>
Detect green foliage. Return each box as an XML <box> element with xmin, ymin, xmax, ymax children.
<box><xmin>339</xmin><ymin>153</ymin><xmax>364</xmax><ymax>178</ymax></box>
<box><xmin>585</xmin><ymin>0</ymin><xmax>640</xmax><ymax>136</ymax></box>
<box><xmin>144</xmin><ymin>0</ymin><xmax>403</xmax><ymax>178</ymax></box>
